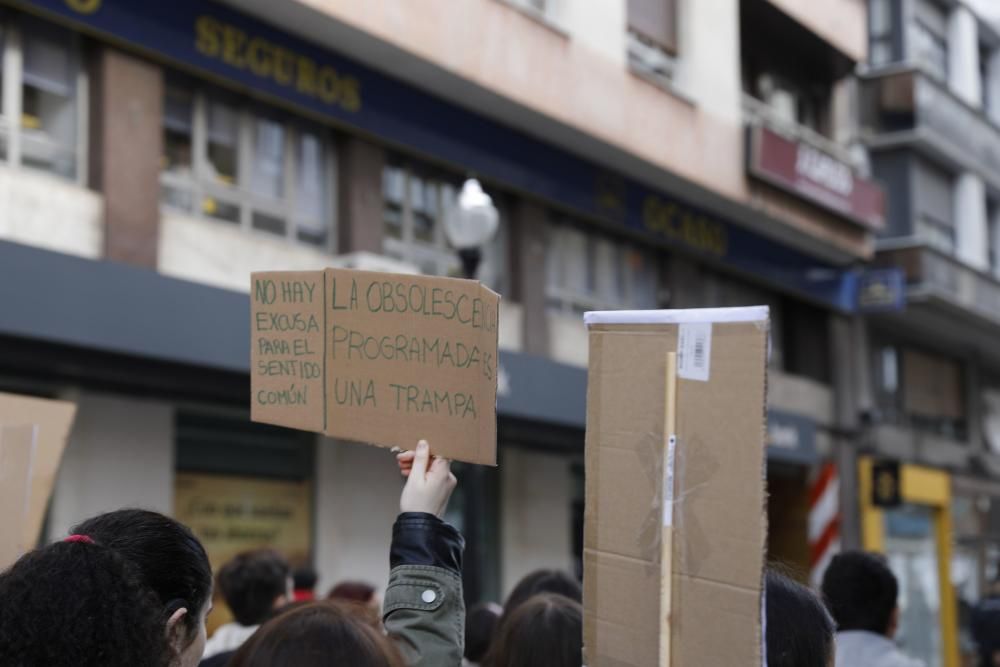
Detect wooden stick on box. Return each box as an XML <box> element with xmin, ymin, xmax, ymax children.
<box><xmin>583</xmin><ymin>307</ymin><xmax>770</xmax><ymax>666</ymax></box>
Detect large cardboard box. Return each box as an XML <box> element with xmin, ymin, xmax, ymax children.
<box><xmin>583</xmin><ymin>307</ymin><xmax>769</xmax><ymax>666</ymax></box>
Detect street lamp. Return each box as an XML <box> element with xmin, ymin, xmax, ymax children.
<box><xmin>444</xmin><ymin>178</ymin><xmax>499</xmax><ymax>279</ymax></box>
<box><xmin>443</xmin><ymin>177</ymin><xmax>499</xmax><ymax>605</ymax></box>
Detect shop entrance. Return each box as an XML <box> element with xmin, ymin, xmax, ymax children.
<box><xmin>860</xmin><ymin>458</ymin><xmax>958</xmax><ymax>667</ymax></box>
<box><xmin>174</xmin><ymin>411</ymin><xmax>314</xmax><ymax>633</ymax></box>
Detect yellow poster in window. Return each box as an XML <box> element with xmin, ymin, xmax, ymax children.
<box><xmin>174</xmin><ymin>472</ymin><xmax>312</xmax><ymax>633</ymax></box>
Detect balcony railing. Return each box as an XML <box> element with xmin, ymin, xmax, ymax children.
<box><xmin>877</xmin><ymin>240</ymin><xmax>1000</xmax><ymax>328</ymax></box>
<box><xmin>860</xmin><ymin>66</ymin><xmax>1000</xmax><ymax>188</ymax></box>
<box><xmin>741</xmin><ymin>93</ymin><xmax>856</xmax><ymax>166</ymax></box>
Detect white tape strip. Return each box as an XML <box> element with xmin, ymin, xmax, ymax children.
<box><xmin>663</xmin><ymin>435</ymin><xmax>677</xmax><ymax>526</ymax></box>
<box><xmin>584</xmin><ymin>305</ymin><xmax>769</xmax><ymax>326</ymax></box>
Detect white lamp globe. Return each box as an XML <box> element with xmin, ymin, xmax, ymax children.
<box><xmin>444</xmin><ymin>178</ymin><xmax>499</xmax><ymax>250</ymax></box>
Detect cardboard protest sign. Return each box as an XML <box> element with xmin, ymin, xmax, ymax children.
<box><xmin>251</xmin><ymin>268</ymin><xmax>500</xmax><ymax>465</ymax></box>
<box><xmin>583</xmin><ymin>307</ymin><xmax>769</xmax><ymax>666</ymax></box>
<box><xmin>0</xmin><ymin>393</ymin><xmax>77</xmax><ymax>566</ymax></box>
<box><xmin>0</xmin><ymin>425</ymin><xmax>38</xmax><ymax>570</ymax></box>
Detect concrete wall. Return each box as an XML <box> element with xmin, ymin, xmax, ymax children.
<box><xmin>291</xmin><ymin>0</ymin><xmax>747</xmax><ymax>204</ymax></box>
<box><xmin>0</xmin><ymin>166</ymin><xmax>103</xmax><ymax>258</ymax></box>
<box><xmin>561</xmin><ymin>0</ymin><xmax>626</xmax><ymax>66</ymax></box>
<box><xmin>46</xmin><ymin>391</ymin><xmax>174</xmax><ymax>541</ymax></box>
<box><xmin>158</xmin><ymin>213</ymin><xmax>335</xmax><ymax>293</ymax></box>
<box><xmin>313</xmin><ymin>438</ymin><xmax>401</xmax><ymax>598</ymax></box>
<box><xmin>95</xmin><ymin>48</ymin><xmax>163</xmax><ymax>267</ymax></box>
<box><xmin>764</xmin><ymin>0</ymin><xmax>867</xmax><ymax>62</ymax></box>
<box><xmin>500</xmin><ymin>447</ymin><xmax>575</xmax><ymax>597</ymax></box>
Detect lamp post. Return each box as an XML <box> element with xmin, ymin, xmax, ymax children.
<box><xmin>443</xmin><ymin>178</ymin><xmax>499</xmax><ymax>604</ymax></box>
<box><xmin>444</xmin><ymin>178</ymin><xmax>499</xmax><ymax>279</ymax></box>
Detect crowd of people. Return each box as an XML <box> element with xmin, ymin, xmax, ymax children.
<box><xmin>0</xmin><ymin>436</ymin><xmax>984</xmax><ymax>666</ymax></box>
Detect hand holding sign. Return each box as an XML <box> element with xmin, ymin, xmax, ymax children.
<box><xmin>398</xmin><ymin>440</ymin><xmax>457</xmax><ymax>518</ymax></box>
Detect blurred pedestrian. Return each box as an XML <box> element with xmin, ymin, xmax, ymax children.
<box><xmin>495</xmin><ymin>568</ymin><xmax>581</xmax><ymax>636</ymax></box>
<box><xmin>483</xmin><ymin>593</ymin><xmax>581</xmax><ymax>667</ymax></box>
<box><xmin>292</xmin><ymin>566</ymin><xmax>318</xmax><ymax>602</ymax></box>
<box><xmin>227</xmin><ymin>600</ymin><xmax>403</xmax><ymax>667</ymax></box>
<box><xmin>822</xmin><ymin>550</ymin><xmax>925</xmax><ymax>667</ymax></box>
<box><xmin>327</xmin><ymin>580</ymin><xmax>381</xmax><ymax>626</ymax></box>
<box><xmin>201</xmin><ymin>549</ymin><xmax>291</xmax><ymax>663</ymax></box>
<box><xmin>972</xmin><ymin>577</ymin><xmax>1000</xmax><ymax>667</ymax></box>
<box><xmin>0</xmin><ymin>508</ymin><xmax>213</xmax><ymax>667</ymax></box>
<box><xmin>464</xmin><ymin>602</ymin><xmax>502</xmax><ymax>667</ymax></box>
<box><xmin>765</xmin><ymin>569</ymin><xmax>835</xmax><ymax>667</ymax></box>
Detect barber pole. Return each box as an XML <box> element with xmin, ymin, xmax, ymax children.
<box><xmin>808</xmin><ymin>462</ymin><xmax>841</xmax><ymax>589</ymax></box>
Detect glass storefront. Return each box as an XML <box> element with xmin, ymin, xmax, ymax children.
<box><xmin>885</xmin><ymin>505</ymin><xmax>943</xmax><ymax>667</ymax></box>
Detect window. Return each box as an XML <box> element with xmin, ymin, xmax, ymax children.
<box><xmin>381</xmin><ymin>158</ymin><xmax>461</xmax><ymax>278</ymax></box>
<box><xmin>869</xmin><ymin>0</ymin><xmax>895</xmax><ymax>67</ymax></box>
<box><xmin>902</xmin><ymin>347</ymin><xmax>966</xmax><ymax>438</ymax></box>
<box><xmin>981</xmin><ymin>43</ymin><xmax>993</xmax><ymax>113</ymax></box>
<box><xmin>160</xmin><ymin>79</ymin><xmax>336</xmax><ymax>250</ymax></box>
<box><xmin>0</xmin><ymin>17</ymin><xmax>84</xmax><ymax>181</ymax></box>
<box><xmin>873</xmin><ymin>340</ymin><xmax>967</xmax><ymax>438</ymax></box>
<box><xmin>913</xmin><ymin>158</ymin><xmax>955</xmax><ymax>254</ymax></box>
<box><xmin>874</xmin><ymin>344</ymin><xmax>902</xmax><ymax>424</ymax></box>
<box><xmin>546</xmin><ymin>218</ymin><xmax>658</xmax><ymax>314</ymax></box>
<box><xmin>627</xmin><ymin>0</ymin><xmax>678</xmax><ymax>85</ymax></box>
<box><xmin>910</xmin><ymin>0</ymin><xmax>948</xmax><ymax>81</ymax></box>
<box><xmin>989</xmin><ymin>199</ymin><xmax>1000</xmax><ymax>279</ymax></box>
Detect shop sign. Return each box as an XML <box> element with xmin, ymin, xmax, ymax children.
<box><xmin>748</xmin><ymin>125</ymin><xmax>886</xmax><ymax>230</ymax></box>
<box><xmin>856</xmin><ymin>268</ymin><xmax>906</xmax><ymax>313</ymax></box>
<box><xmin>766</xmin><ymin>410</ymin><xmax>817</xmax><ymax>465</ymax></box>
<box><xmin>872</xmin><ymin>460</ymin><xmax>902</xmax><ymax>508</ymax></box>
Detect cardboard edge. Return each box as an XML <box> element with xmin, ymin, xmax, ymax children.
<box><xmin>584</xmin><ymin>306</ymin><xmax>770</xmax><ymax>326</ymax></box>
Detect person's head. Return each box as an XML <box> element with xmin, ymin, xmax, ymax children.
<box><xmin>766</xmin><ymin>570</ymin><xmax>835</xmax><ymax>667</ymax></box>
<box><xmin>228</xmin><ymin>600</ymin><xmax>404</xmax><ymax>667</ymax></box>
<box><xmin>292</xmin><ymin>566</ymin><xmax>318</xmax><ymax>602</ymax></box>
<box><xmin>821</xmin><ymin>550</ymin><xmax>899</xmax><ymax>636</ymax></box>
<box><xmin>0</xmin><ymin>539</ymin><xmax>172</xmax><ymax>667</ymax></box>
<box><xmin>485</xmin><ymin>593</ymin><xmax>582</xmax><ymax>667</ymax></box>
<box><xmin>217</xmin><ymin>549</ymin><xmax>292</xmax><ymax>627</ymax></box>
<box><xmin>465</xmin><ymin>602</ymin><xmax>503</xmax><ymax>664</ymax></box>
<box><xmin>328</xmin><ymin>580</ymin><xmax>381</xmax><ymax>620</ymax></box>
<box><xmin>498</xmin><ymin>569</ymin><xmax>581</xmax><ymax>632</ymax></box>
<box><xmin>328</xmin><ymin>580</ymin><xmax>377</xmax><ymax>605</ymax></box>
<box><xmin>72</xmin><ymin>509</ymin><xmax>213</xmax><ymax>667</ymax></box>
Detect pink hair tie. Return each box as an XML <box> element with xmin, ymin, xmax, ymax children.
<box><xmin>64</xmin><ymin>534</ymin><xmax>94</xmax><ymax>544</ymax></box>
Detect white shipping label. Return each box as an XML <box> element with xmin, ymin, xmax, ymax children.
<box><xmin>677</xmin><ymin>322</ymin><xmax>712</xmax><ymax>382</ymax></box>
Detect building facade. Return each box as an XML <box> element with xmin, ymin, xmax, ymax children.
<box><xmin>859</xmin><ymin>1</ymin><xmax>1000</xmax><ymax>664</ymax></box>
<box><xmin>0</xmin><ymin>0</ymin><xmax>935</xmax><ymax>650</ymax></box>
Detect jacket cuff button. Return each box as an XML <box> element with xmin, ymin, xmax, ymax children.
<box><xmin>421</xmin><ymin>589</ymin><xmax>437</xmax><ymax>603</ymax></box>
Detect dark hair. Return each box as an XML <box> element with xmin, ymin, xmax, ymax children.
<box><xmin>766</xmin><ymin>570</ymin><xmax>835</xmax><ymax>667</ymax></box>
<box><xmin>497</xmin><ymin>569</ymin><xmax>581</xmax><ymax>634</ymax></box>
<box><xmin>485</xmin><ymin>593</ymin><xmax>582</xmax><ymax>667</ymax></box>
<box><xmin>328</xmin><ymin>580</ymin><xmax>377</xmax><ymax>604</ymax></box>
<box><xmin>465</xmin><ymin>602</ymin><xmax>502</xmax><ymax>663</ymax></box>
<box><xmin>0</xmin><ymin>540</ymin><xmax>171</xmax><ymax>666</ymax></box>
<box><xmin>73</xmin><ymin>509</ymin><xmax>212</xmax><ymax>641</ymax></box>
<box><xmin>228</xmin><ymin>600</ymin><xmax>404</xmax><ymax>667</ymax></box>
<box><xmin>218</xmin><ymin>549</ymin><xmax>291</xmax><ymax>626</ymax></box>
<box><xmin>293</xmin><ymin>566</ymin><xmax>318</xmax><ymax>591</ymax></box>
<box><xmin>821</xmin><ymin>550</ymin><xmax>898</xmax><ymax>634</ymax></box>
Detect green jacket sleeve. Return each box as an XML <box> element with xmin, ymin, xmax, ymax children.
<box><xmin>383</xmin><ymin>513</ymin><xmax>465</xmax><ymax>667</ymax></box>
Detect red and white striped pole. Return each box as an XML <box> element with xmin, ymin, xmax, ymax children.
<box><xmin>808</xmin><ymin>462</ymin><xmax>841</xmax><ymax>589</ymax></box>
